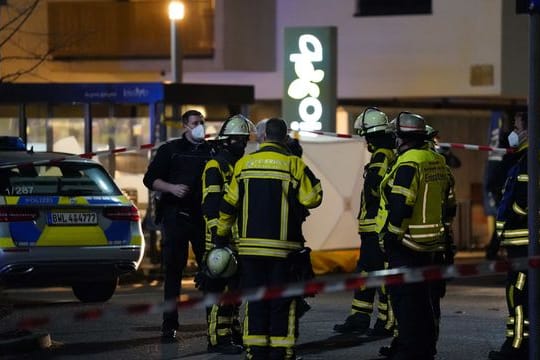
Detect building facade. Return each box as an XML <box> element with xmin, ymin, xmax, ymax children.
<box><xmin>0</xmin><ymin>0</ymin><xmax>531</xmax><ymax>248</ymax></box>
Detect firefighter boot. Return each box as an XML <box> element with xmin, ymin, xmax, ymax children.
<box><xmin>367</xmin><ymin>319</ymin><xmax>394</xmax><ymax>338</ymax></box>
<box><xmin>333</xmin><ymin>313</ymin><xmax>371</xmax><ymax>334</ymax></box>
<box><xmin>488</xmin><ymin>339</ymin><xmax>528</xmax><ymax>360</ymax></box>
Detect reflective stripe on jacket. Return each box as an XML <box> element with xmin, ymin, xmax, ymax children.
<box><xmin>217</xmin><ymin>142</ymin><xmax>322</xmax><ymax>258</ymax></box>
<box><xmin>201</xmin><ymin>151</ymin><xmax>239</xmax><ymax>251</ymax></box>
<box><xmin>497</xmin><ymin>144</ymin><xmax>529</xmax><ymax>247</ymax></box>
<box><xmin>358</xmin><ymin>148</ymin><xmax>395</xmax><ymax>233</ymax></box>
<box><xmin>376</xmin><ymin>146</ymin><xmax>452</xmax><ymax>252</ymax></box>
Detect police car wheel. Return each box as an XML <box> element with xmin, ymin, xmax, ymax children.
<box><xmin>72</xmin><ymin>278</ymin><xmax>118</xmax><ymax>303</ymax></box>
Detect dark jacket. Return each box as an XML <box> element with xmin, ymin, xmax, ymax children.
<box><xmin>201</xmin><ymin>150</ymin><xmax>239</xmax><ymax>251</ymax></box>
<box><xmin>358</xmin><ymin>147</ymin><xmax>395</xmax><ymax>234</ymax></box>
<box><xmin>496</xmin><ymin>144</ymin><xmax>528</xmax><ymax>248</ymax></box>
<box><xmin>143</xmin><ymin>135</ymin><xmax>214</xmax><ymax>219</ymax></box>
<box><xmin>217</xmin><ymin>142</ymin><xmax>323</xmax><ymax>258</ymax></box>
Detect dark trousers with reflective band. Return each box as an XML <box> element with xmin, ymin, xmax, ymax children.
<box><xmin>241</xmin><ymin>257</ymin><xmax>297</xmax><ymax>360</ymax></box>
<box><xmin>502</xmin><ymin>246</ymin><xmax>529</xmax><ymax>353</ymax></box>
<box><xmin>161</xmin><ymin>210</ymin><xmax>205</xmax><ymax>331</ymax></box>
<box><xmin>353</xmin><ymin>232</ymin><xmax>393</xmax><ymax>329</ymax></box>
<box><xmin>385</xmin><ymin>241</ymin><xmax>438</xmax><ymax>360</ymax></box>
<box><xmin>205</xmin><ymin>275</ymin><xmax>242</xmax><ymax>346</ymax></box>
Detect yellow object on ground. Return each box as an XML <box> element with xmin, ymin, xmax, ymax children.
<box><xmin>311</xmin><ymin>249</ymin><xmax>359</xmax><ymax>275</ymax></box>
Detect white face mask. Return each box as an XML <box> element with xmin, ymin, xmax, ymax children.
<box><xmin>507</xmin><ymin>131</ymin><xmax>520</xmax><ymax>148</ymax></box>
<box><xmin>190</xmin><ymin>124</ymin><xmax>205</xmax><ymax>141</ymax></box>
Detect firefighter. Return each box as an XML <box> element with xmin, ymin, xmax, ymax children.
<box><xmin>256</xmin><ymin>118</ymin><xmax>303</xmax><ymax>156</ymax></box>
<box><xmin>380</xmin><ymin>124</ymin><xmax>457</xmax><ymax>358</ymax></box>
<box><xmin>143</xmin><ymin>109</ymin><xmax>215</xmax><ymax>342</ymax></box>
<box><xmin>376</xmin><ymin>112</ymin><xmax>453</xmax><ymax>360</ymax></box>
<box><xmin>334</xmin><ymin>107</ymin><xmax>396</xmax><ymax>336</ymax></box>
<box><xmin>256</xmin><ymin>118</ymin><xmax>313</xmax><ymax>334</ymax></box>
<box><xmin>489</xmin><ymin>112</ymin><xmax>529</xmax><ymax>360</ymax></box>
<box><xmin>200</xmin><ymin>114</ymin><xmax>255</xmax><ymax>354</ymax></box>
<box><xmin>216</xmin><ymin>118</ymin><xmax>323</xmax><ymax>360</ymax></box>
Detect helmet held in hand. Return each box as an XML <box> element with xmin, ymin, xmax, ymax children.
<box><xmin>206</xmin><ymin>247</ymin><xmax>238</xmax><ymax>278</ymax></box>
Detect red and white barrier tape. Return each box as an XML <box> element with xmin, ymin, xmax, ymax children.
<box><xmin>294</xmin><ymin>129</ymin><xmax>512</xmax><ymax>154</ymax></box>
<box><xmin>0</xmin><ymin>131</ymin><xmax>512</xmax><ymax>171</ymax></box>
<box><xmin>15</xmin><ymin>255</ymin><xmax>540</xmax><ymax>329</ymax></box>
<box><xmin>436</xmin><ymin>142</ymin><xmax>512</xmax><ymax>154</ymax></box>
<box><xmin>0</xmin><ymin>133</ymin><xmax>222</xmax><ymax>170</ymax></box>
<box><xmin>296</xmin><ymin>129</ymin><xmax>359</xmax><ymax>139</ymax></box>
<box><xmin>0</xmin><ymin>142</ymin><xmax>158</xmax><ymax>170</ymax></box>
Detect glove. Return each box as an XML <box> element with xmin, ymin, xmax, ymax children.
<box><xmin>211</xmin><ymin>228</ymin><xmax>229</xmax><ymax>248</ymax></box>
<box><xmin>379</xmin><ymin>231</ymin><xmax>398</xmax><ymax>252</ymax></box>
<box><xmin>444</xmin><ymin>242</ymin><xmax>456</xmax><ymax>265</ymax></box>
<box><xmin>194</xmin><ymin>270</ymin><xmax>209</xmax><ymax>291</ymax></box>
<box><xmin>287</xmin><ymin>247</ymin><xmax>314</xmax><ymax>282</ymax></box>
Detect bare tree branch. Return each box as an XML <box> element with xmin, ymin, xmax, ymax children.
<box><xmin>0</xmin><ymin>0</ymin><xmax>39</xmax><ymax>49</ymax></box>
<box><xmin>0</xmin><ymin>0</ymin><xmax>106</xmax><ymax>83</ymax></box>
<box><xmin>0</xmin><ymin>51</ymin><xmax>46</xmax><ymax>83</ymax></box>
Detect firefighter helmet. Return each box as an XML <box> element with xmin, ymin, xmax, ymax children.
<box><xmin>255</xmin><ymin>119</ymin><xmax>269</xmax><ymax>143</ymax></box>
<box><xmin>394</xmin><ymin>112</ymin><xmax>427</xmax><ymax>136</ymax></box>
<box><xmin>425</xmin><ymin>125</ymin><xmax>439</xmax><ymax>139</ymax></box>
<box><xmin>353</xmin><ymin>107</ymin><xmax>389</xmax><ymax>136</ymax></box>
<box><xmin>219</xmin><ymin>114</ymin><xmax>256</xmax><ymax>138</ymax></box>
<box><xmin>205</xmin><ymin>247</ymin><xmax>238</xmax><ymax>278</ymax></box>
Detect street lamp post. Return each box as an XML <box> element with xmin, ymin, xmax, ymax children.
<box><xmin>168</xmin><ymin>1</ymin><xmax>185</xmax><ymax>83</ymax></box>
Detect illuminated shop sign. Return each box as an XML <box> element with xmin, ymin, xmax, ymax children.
<box><xmin>283</xmin><ymin>27</ymin><xmax>337</xmax><ymax>132</ymax></box>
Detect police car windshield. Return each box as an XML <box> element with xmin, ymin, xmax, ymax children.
<box><xmin>0</xmin><ymin>163</ymin><xmax>121</xmax><ymax>196</ymax></box>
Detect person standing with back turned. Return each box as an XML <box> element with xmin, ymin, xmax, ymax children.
<box><xmin>376</xmin><ymin>112</ymin><xmax>453</xmax><ymax>360</ymax></box>
<box><xmin>143</xmin><ymin>109</ymin><xmax>214</xmax><ymax>342</ymax></box>
<box><xmin>216</xmin><ymin>118</ymin><xmax>323</xmax><ymax>360</ymax></box>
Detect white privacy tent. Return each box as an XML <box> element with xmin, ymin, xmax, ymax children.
<box><xmin>295</xmin><ymin>132</ymin><xmax>371</xmax><ymax>274</ymax></box>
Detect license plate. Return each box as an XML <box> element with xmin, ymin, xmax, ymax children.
<box><xmin>48</xmin><ymin>212</ymin><xmax>98</xmax><ymax>225</ymax></box>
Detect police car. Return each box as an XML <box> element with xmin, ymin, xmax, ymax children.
<box><xmin>0</xmin><ymin>137</ymin><xmax>145</xmax><ymax>302</ymax></box>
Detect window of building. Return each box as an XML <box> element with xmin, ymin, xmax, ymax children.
<box><xmin>354</xmin><ymin>0</ymin><xmax>432</xmax><ymax>17</ymax></box>
<box><xmin>48</xmin><ymin>1</ymin><xmax>214</xmax><ymax>60</ymax></box>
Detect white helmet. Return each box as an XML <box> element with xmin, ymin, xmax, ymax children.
<box><xmin>219</xmin><ymin>114</ymin><xmax>256</xmax><ymax>138</ymax></box>
<box><xmin>206</xmin><ymin>247</ymin><xmax>238</xmax><ymax>278</ymax></box>
<box><xmin>394</xmin><ymin>112</ymin><xmax>427</xmax><ymax>136</ymax></box>
<box><xmin>353</xmin><ymin>107</ymin><xmax>389</xmax><ymax>136</ymax></box>
<box><xmin>255</xmin><ymin>118</ymin><xmax>269</xmax><ymax>143</ymax></box>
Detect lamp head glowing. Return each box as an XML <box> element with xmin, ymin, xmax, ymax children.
<box><xmin>168</xmin><ymin>1</ymin><xmax>185</xmax><ymax>21</ymax></box>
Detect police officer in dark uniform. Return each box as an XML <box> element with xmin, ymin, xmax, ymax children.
<box><xmin>200</xmin><ymin>114</ymin><xmax>254</xmax><ymax>354</ymax></box>
<box><xmin>334</xmin><ymin>107</ymin><xmax>396</xmax><ymax>336</ymax></box>
<box><xmin>217</xmin><ymin>118</ymin><xmax>323</xmax><ymax>360</ymax></box>
<box><xmin>143</xmin><ymin>109</ymin><xmax>214</xmax><ymax>341</ymax></box>
<box><xmin>376</xmin><ymin>112</ymin><xmax>453</xmax><ymax>360</ymax></box>
<box><xmin>489</xmin><ymin>112</ymin><xmax>529</xmax><ymax>360</ymax></box>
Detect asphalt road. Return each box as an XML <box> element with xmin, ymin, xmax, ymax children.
<box><xmin>0</xmin><ymin>273</ymin><xmax>508</xmax><ymax>360</ymax></box>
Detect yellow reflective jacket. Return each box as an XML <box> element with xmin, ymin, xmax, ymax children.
<box><xmin>376</xmin><ymin>146</ymin><xmax>452</xmax><ymax>252</ymax></box>
<box><xmin>217</xmin><ymin>142</ymin><xmax>323</xmax><ymax>258</ymax></box>
<box><xmin>358</xmin><ymin>147</ymin><xmax>395</xmax><ymax>233</ymax></box>
<box><xmin>201</xmin><ymin>151</ymin><xmax>239</xmax><ymax>251</ymax></box>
